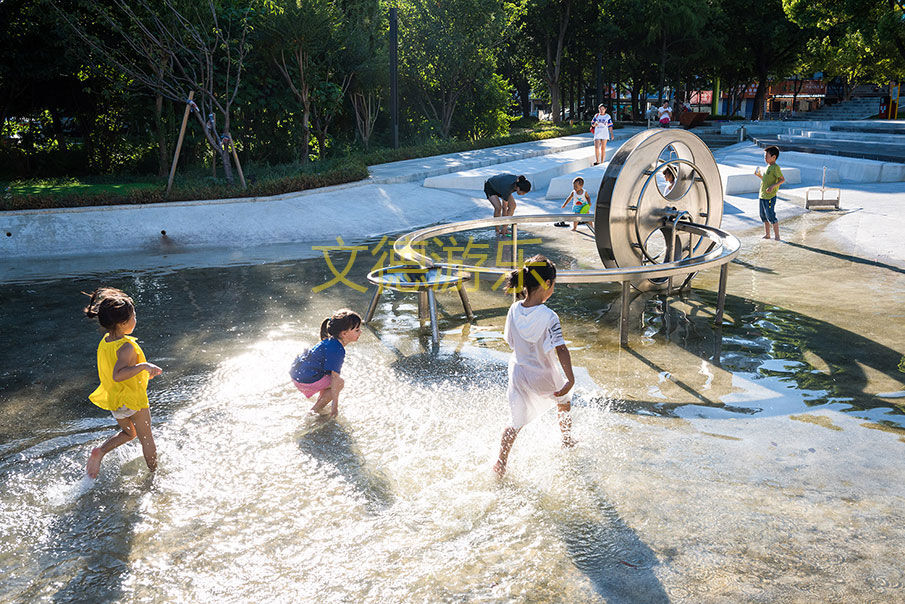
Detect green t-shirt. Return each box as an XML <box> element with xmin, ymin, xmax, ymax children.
<box><xmin>759</xmin><ymin>163</ymin><xmax>783</xmax><ymax>200</ymax></box>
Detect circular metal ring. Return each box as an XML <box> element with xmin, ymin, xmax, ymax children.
<box><xmin>367</xmin><ymin>265</ymin><xmax>469</xmax><ymax>291</ymax></box>
<box><xmin>388</xmin><ymin>129</ymin><xmax>735</xmax><ymax>294</ymax></box>
<box><xmin>634</xmin><ymin>157</ymin><xmax>711</xmax><ymax>265</ymax></box>
<box><xmin>594</xmin><ymin>129</ymin><xmax>723</xmax><ymax>290</ymax></box>
<box><xmin>392</xmin><ymin>216</ymin><xmax>739</xmax><ymax>285</ymax></box>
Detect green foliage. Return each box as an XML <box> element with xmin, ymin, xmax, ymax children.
<box><xmin>1</xmin><ymin>157</ymin><xmax>369</xmax><ymax>210</ymax></box>
<box><xmin>2</xmin><ymin>120</ymin><xmax>585</xmax><ymax>209</ymax></box>
<box><xmin>1</xmin><ymin>0</ymin><xmax>902</xmax><ymax>200</ymax></box>
<box><xmin>453</xmin><ymin>73</ymin><xmax>515</xmax><ymax>140</ymax></box>
<box><xmin>399</xmin><ymin>0</ymin><xmax>508</xmax><ymax>137</ymax></box>
<box><xmin>784</xmin><ymin>0</ymin><xmax>905</xmax><ymax>80</ymax></box>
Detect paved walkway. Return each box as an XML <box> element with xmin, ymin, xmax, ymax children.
<box><xmin>3</xmin><ymin>126</ymin><xmax>903</xmax><ymax>283</ymax></box>
<box><xmin>366</xmin><ymin>132</ymin><xmax>604</xmax><ymax>184</ymax></box>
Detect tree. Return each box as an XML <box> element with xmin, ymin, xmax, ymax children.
<box><xmin>399</xmin><ymin>0</ymin><xmax>506</xmax><ymax>137</ymax></box>
<box><xmin>344</xmin><ymin>0</ymin><xmax>384</xmax><ymax>150</ymax></box>
<box><xmin>784</xmin><ymin>0</ymin><xmax>905</xmax><ymax>84</ymax></box>
<box><xmin>55</xmin><ymin>0</ymin><xmax>254</xmax><ymax>184</ymax></box>
<box><xmin>265</xmin><ymin>0</ymin><xmax>335</xmax><ymax>163</ymax></box>
<box><xmin>522</xmin><ymin>0</ymin><xmax>572</xmax><ymax>124</ymax></box>
<box><xmin>714</xmin><ymin>0</ymin><xmax>809</xmax><ymax>119</ymax></box>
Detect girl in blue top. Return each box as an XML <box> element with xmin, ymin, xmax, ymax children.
<box><xmin>290</xmin><ymin>309</ymin><xmax>362</xmax><ymax>418</ymax></box>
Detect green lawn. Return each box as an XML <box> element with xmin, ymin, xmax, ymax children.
<box><xmin>2</xmin><ymin>121</ymin><xmax>592</xmax><ymax>211</ymax></box>
<box><xmin>3</xmin><ymin>177</ymin><xmax>162</xmax><ymax>198</ymax></box>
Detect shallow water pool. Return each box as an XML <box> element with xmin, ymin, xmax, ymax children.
<box><xmin>2</xmin><ymin>215</ymin><xmax>904</xmax><ymax>602</ymax></box>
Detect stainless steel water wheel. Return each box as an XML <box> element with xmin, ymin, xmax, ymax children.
<box><xmin>595</xmin><ymin>129</ymin><xmax>724</xmax><ymax>291</ymax></box>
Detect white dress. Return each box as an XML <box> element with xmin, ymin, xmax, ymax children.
<box><xmin>504</xmin><ymin>301</ymin><xmax>569</xmax><ymax>429</ymax></box>
<box><xmin>591</xmin><ymin>113</ymin><xmax>613</xmax><ymax>140</ymax></box>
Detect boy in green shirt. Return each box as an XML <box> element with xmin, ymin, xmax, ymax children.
<box><xmin>754</xmin><ymin>145</ymin><xmax>785</xmax><ymax>240</ymax></box>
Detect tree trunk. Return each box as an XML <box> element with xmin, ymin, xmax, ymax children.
<box><xmin>558</xmin><ymin>81</ymin><xmax>563</xmax><ymax>122</ymax></box>
<box><xmin>218</xmin><ymin>145</ymin><xmax>233</xmax><ymax>181</ymax></box>
<box><xmin>658</xmin><ymin>35</ymin><xmax>667</xmax><ymax>104</ymax></box>
<box><xmin>155</xmin><ymin>94</ymin><xmax>168</xmax><ymax>177</ymax></box>
<box><xmin>544</xmin><ymin>0</ymin><xmax>571</xmax><ymax>126</ymax></box>
<box><xmin>595</xmin><ymin>53</ymin><xmax>603</xmax><ymax>107</ymax></box>
<box><xmin>752</xmin><ymin>70</ymin><xmax>769</xmax><ymax>120</ymax></box>
<box><xmin>631</xmin><ymin>83</ymin><xmax>639</xmax><ymax>121</ymax></box>
<box><xmin>548</xmin><ymin>75</ymin><xmax>562</xmax><ymax>124</ymax></box>
<box><xmin>569</xmin><ymin>75</ymin><xmax>574</xmax><ymax>121</ymax></box>
<box><xmin>301</xmin><ymin>107</ymin><xmax>310</xmax><ymax>164</ymax></box>
<box><xmin>352</xmin><ymin>91</ymin><xmax>380</xmax><ymax>151</ymax></box>
<box><xmin>516</xmin><ymin>76</ymin><xmax>531</xmax><ymax>118</ymax></box>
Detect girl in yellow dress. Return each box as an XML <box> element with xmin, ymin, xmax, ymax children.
<box><xmin>83</xmin><ymin>287</ymin><xmax>162</xmax><ymax>479</ymax></box>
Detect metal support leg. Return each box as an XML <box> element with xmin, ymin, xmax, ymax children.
<box><xmin>365</xmin><ymin>287</ymin><xmax>381</xmax><ymax>322</ymax></box>
<box><xmin>427</xmin><ymin>288</ymin><xmax>439</xmax><ymax>344</ymax></box>
<box><xmin>418</xmin><ymin>290</ymin><xmax>428</xmax><ymax>322</ymax></box>
<box><xmin>512</xmin><ymin>223</ymin><xmax>518</xmax><ymax>266</ymax></box>
<box><xmin>457</xmin><ymin>282</ymin><xmax>474</xmax><ymax>320</ymax></box>
<box><xmin>620</xmin><ymin>281</ymin><xmax>630</xmax><ymax>347</ymax></box>
<box><xmin>664</xmin><ymin>228</ymin><xmax>674</xmax><ymax>294</ymax></box>
<box><xmin>714</xmin><ymin>263</ymin><xmax>729</xmax><ymax>326</ymax></box>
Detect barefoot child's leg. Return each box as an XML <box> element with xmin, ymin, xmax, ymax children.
<box><xmin>558</xmin><ymin>401</ymin><xmax>576</xmax><ymax>447</ymax></box>
<box><xmin>310</xmin><ymin>388</ymin><xmax>334</xmax><ymax>414</ymax></box>
<box><xmin>86</xmin><ymin>416</ymin><xmax>137</xmax><ymax>478</ymax></box>
<box><xmin>493</xmin><ymin>426</ymin><xmax>520</xmax><ymax>478</ymax></box>
<box><xmin>311</xmin><ymin>375</ymin><xmax>344</xmax><ymax>417</ymax></box>
<box><xmin>773</xmin><ymin>222</ymin><xmax>780</xmax><ymax>241</ymax></box>
<box><xmin>131</xmin><ymin>407</ymin><xmax>157</xmax><ymax>472</ymax></box>
<box><xmin>86</xmin><ymin>447</ymin><xmax>103</xmax><ymax>479</ymax></box>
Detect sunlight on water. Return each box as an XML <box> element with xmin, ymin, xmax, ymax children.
<box><xmin>1</xmin><ymin>231</ymin><xmax>905</xmax><ymax>602</ymax></box>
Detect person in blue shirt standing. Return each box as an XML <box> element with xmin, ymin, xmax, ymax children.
<box><xmin>290</xmin><ymin>310</ymin><xmax>362</xmax><ymax>418</ymax></box>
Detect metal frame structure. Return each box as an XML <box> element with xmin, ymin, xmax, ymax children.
<box><xmin>805</xmin><ymin>166</ymin><xmax>841</xmax><ymax>210</ymax></box>
<box><xmin>367</xmin><ymin>129</ymin><xmax>741</xmax><ymax>346</ymax></box>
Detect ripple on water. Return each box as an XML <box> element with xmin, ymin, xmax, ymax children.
<box><xmin>2</xmin><ymin>256</ymin><xmax>905</xmax><ymax>602</ymax></box>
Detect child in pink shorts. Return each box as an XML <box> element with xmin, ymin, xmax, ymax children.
<box><xmin>290</xmin><ymin>310</ymin><xmax>362</xmax><ymax>418</ymax></box>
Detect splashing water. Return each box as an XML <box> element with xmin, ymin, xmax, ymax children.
<box><xmin>1</xmin><ymin>236</ymin><xmax>905</xmax><ymax>602</ymax></box>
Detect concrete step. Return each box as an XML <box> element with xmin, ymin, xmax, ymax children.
<box><xmin>424</xmin><ymin>132</ymin><xmax>635</xmax><ymax>191</ymax></box>
<box><xmin>423</xmin><ymin>145</ymin><xmax>595</xmax><ymax>191</ymax></box>
<box><xmin>727</xmin><ymin>142</ymin><xmax>905</xmax><ymax>182</ymax></box>
<box><xmin>545</xmin><ymin>161</ymin><xmax>612</xmax><ymax>200</ymax></box>
<box><xmin>720</xmin><ymin>164</ymin><xmax>802</xmax><ymax>194</ymax></box>
<box><xmin>777</xmin><ymin>134</ymin><xmax>905</xmax><ymax>149</ymax></box>
<box><xmin>798</xmin><ymin>131</ymin><xmax>905</xmax><ymax>143</ymax></box>
<box><xmin>753</xmin><ymin>136</ymin><xmax>905</xmax><ymax>166</ymax></box>
<box><xmin>831</xmin><ymin>123</ymin><xmax>905</xmax><ymax>135</ymax></box>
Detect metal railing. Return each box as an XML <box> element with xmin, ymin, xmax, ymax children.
<box><xmin>390</xmin><ymin>214</ymin><xmax>740</xmax><ymax>345</ymax></box>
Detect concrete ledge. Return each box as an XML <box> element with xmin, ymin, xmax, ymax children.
<box><xmin>0</xmin><ymin>183</ymin><xmax>486</xmax><ymax>259</ymax></box>
<box><xmin>879</xmin><ymin>163</ymin><xmax>905</xmax><ymax>181</ymax></box>
<box><xmin>794</xmin><ymin>131</ymin><xmax>905</xmax><ymax>144</ymax></box>
<box><xmin>721</xmin><ymin>165</ymin><xmax>802</xmax><ymax>195</ymax></box>
<box><xmin>367</xmin><ymin>132</ymin><xmax>599</xmax><ymax>184</ymax></box>
<box><xmin>717</xmin><ymin>143</ymin><xmax>904</xmax><ymax>185</ymax></box>
<box><xmin>545</xmin><ymin>163</ymin><xmax>609</xmax><ymax>200</ymax></box>
<box><xmin>423</xmin><ymin>145</ymin><xmax>596</xmax><ymax>191</ymax></box>
<box><xmin>544</xmin><ymin>142</ymin><xmax>626</xmax><ymax>199</ymax></box>
<box><xmin>719</xmin><ymin>120</ymin><xmax>903</xmax><ymax>137</ymax></box>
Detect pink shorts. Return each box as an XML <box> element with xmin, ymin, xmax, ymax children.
<box><xmin>292</xmin><ymin>375</ymin><xmax>332</xmax><ymax>398</ymax></box>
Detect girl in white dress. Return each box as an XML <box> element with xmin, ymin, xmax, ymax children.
<box><xmin>493</xmin><ymin>255</ymin><xmax>576</xmax><ymax>478</ymax></box>
<box><xmin>590</xmin><ymin>104</ymin><xmax>614</xmax><ymax>165</ymax></box>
